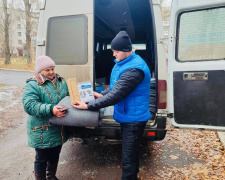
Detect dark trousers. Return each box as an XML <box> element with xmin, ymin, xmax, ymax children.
<box><xmin>34</xmin><ymin>145</ymin><xmax>62</xmax><ymax>172</ymax></box>
<box><xmin>120</xmin><ymin>121</ymin><xmax>147</xmax><ymax>180</ymax></box>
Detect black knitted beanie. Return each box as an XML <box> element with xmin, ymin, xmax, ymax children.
<box><xmin>111</xmin><ymin>31</ymin><xmax>132</xmax><ymax>52</ymax></box>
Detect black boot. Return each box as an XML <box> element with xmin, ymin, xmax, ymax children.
<box><xmin>34</xmin><ymin>171</ymin><xmax>47</xmax><ymax>180</ymax></box>
<box><xmin>46</xmin><ymin>162</ymin><xmax>59</xmax><ymax>180</ymax></box>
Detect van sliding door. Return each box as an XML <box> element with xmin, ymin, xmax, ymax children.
<box><xmin>168</xmin><ymin>0</ymin><xmax>225</xmax><ymax>130</ymax></box>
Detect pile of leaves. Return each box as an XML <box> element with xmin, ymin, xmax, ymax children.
<box><xmin>139</xmin><ymin>126</ymin><xmax>225</xmax><ymax>179</ymax></box>
<box><xmin>0</xmin><ymin>57</ymin><xmax>35</xmax><ymax>71</ymax></box>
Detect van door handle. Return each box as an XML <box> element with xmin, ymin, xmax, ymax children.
<box><xmin>183</xmin><ymin>72</ymin><xmax>208</xmax><ymax>81</ymax></box>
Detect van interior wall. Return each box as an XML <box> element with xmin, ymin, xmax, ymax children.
<box><xmin>94</xmin><ymin>0</ymin><xmax>156</xmax><ymax>117</ymax></box>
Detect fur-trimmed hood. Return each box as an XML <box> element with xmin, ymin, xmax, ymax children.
<box><xmin>26</xmin><ymin>73</ymin><xmax>63</xmax><ymax>85</ymax></box>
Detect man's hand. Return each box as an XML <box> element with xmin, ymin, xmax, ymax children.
<box><xmin>53</xmin><ymin>105</ymin><xmax>66</xmax><ymax>118</ymax></box>
<box><xmin>71</xmin><ymin>101</ymin><xmax>88</xmax><ymax>110</ymax></box>
<box><xmin>93</xmin><ymin>91</ymin><xmax>103</xmax><ymax>99</ymax></box>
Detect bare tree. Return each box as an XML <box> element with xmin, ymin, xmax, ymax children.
<box><xmin>0</xmin><ymin>1</ymin><xmax>3</xmax><ymax>55</ymax></box>
<box><xmin>0</xmin><ymin>12</ymin><xmax>4</xmax><ymax>58</ymax></box>
<box><xmin>0</xmin><ymin>0</ymin><xmax>40</xmax><ymax>62</ymax></box>
<box><xmin>23</xmin><ymin>0</ymin><xmax>40</xmax><ymax>65</ymax></box>
<box><xmin>3</xmin><ymin>0</ymin><xmax>11</xmax><ymax>64</ymax></box>
<box><xmin>23</xmin><ymin>0</ymin><xmax>32</xmax><ymax>64</ymax></box>
<box><xmin>1</xmin><ymin>0</ymin><xmax>24</xmax><ymax>60</ymax></box>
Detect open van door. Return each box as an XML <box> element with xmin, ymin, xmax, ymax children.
<box><xmin>36</xmin><ymin>0</ymin><xmax>93</xmax><ymax>83</ymax></box>
<box><xmin>168</xmin><ymin>0</ymin><xmax>225</xmax><ymax>130</ymax></box>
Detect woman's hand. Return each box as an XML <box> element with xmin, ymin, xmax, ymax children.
<box><xmin>71</xmin><ymin>101</ymin><xmax>88</xmax><ymax>110</ymax></box>
<box><xmin>93</xmin><ymin>91</ymin><xmax>103</xmax><ymax>99</ymax></box>
<box><xmin>53</xmin><ymin>105</ymin><xmax>66</xmax><ymax>118</ymax></box>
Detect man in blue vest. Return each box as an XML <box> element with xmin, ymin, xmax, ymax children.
<box><xmin>72</xmin><ymin>31</ymin><xmax>151</xmax><ymax>180</ymax></box>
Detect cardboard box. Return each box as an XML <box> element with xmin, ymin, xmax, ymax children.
<box><xmin>104</xmin><ymin>85</ymin><xmax>109</xmax><ymax>89</ymax></box>
<box><xmin>67</xmin><ymin>78</ymin><xmax>95</xmax><ymax>104</ymax></box>
<box><xmin>67</xmin><ymin>78</ymin><xmax>80</xmax><ymax>104</ymax></box>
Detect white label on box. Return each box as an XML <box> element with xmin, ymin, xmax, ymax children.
<box><xmin>77</xmin><ymin>81</ymin><xmax>95</xmax><ymax>103</ymax></box>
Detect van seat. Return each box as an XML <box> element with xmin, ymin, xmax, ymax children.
<box><xmin>135</xmin><ymin>49</ymin><xmax>154</xmax><ymax>73</ymax></box>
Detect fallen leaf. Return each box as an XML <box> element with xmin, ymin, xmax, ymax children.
<box><xmin>212</xmin><ymin>165</ymin><xmax>220</xmax><ymax>170</ymax></box>
<box><xmin>169</xmin><ymin>155</ymin><xmax>179</xmax><ymax>160</ymax></box>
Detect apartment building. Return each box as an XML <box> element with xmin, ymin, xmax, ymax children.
<box><xmin>0</xmin><ymin>8</ymin><xmax>39</xmax><ymax>58</ymax></box>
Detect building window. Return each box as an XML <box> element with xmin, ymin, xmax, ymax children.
<box><xmin>18</xmin><ymin>32</ymin><xmax>22</xmax><ymax>36</ymax></box>
<box><xmin>17</xmin><ymin>24</ymin><xmax>21</xmax><ymax>29</ymax></box>
<box><xmin>18</xmin><ymin>40</ymin><xmax>22</xmax><ymax>45</ymax></box>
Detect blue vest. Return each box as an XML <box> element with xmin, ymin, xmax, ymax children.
<box><xmin>109</xmin><ymin>53</ymin><xmax>151</xmax><ymax>123</ymax></box>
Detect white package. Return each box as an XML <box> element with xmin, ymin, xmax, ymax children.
<box><xmin>77</xmin><ymin>81</ymin><xmax>95</xmax><ymax>103</ymax></box>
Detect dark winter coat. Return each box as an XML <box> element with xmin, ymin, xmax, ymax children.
<box><xmin>22</xmin><ymin>73</ymin><xmax>69</xmax><ymax>149</ymax></box>
<box><xmin>88</xmin><ymin>68</ymin><xmax>145</xmax><ymax>110</ymax></box>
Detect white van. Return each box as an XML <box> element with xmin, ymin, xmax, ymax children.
<box><xmin>36</xmin><ymin>0</ymin><xmax>225</xmax><ymax>144</ymax></box>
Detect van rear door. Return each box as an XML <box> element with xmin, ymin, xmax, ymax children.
<box><xmin>37</xmin><ymin>0</ymin><xmax>93</xmax><ymax>82</ymax></box>
<box><xmin>168</xmin><ymin>0</ymin><xmax>225</xmax><ymax>130</ymax></box>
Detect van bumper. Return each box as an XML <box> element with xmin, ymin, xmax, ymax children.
<box><xmin>66</xmin><ymin>117</ymin><xmax>167</xmax><ymax>145</ymax></box>
<box><xmin>142</xmin><ymin>128</ymin><xmax>167</xmax><ymax>141</ymax></box>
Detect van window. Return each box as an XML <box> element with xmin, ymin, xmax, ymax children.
<box><xmin>132</xmin><ymin>44</ymin><xmax>146</xmax><ymax>52</ymax></box>
<box><xmin>176</xmin><ymin>7</ymin><xmax>225</xmax><ymax>62</ymax></box>
<box><xmin>106</xmin><ymin>44</ymin><xmax>146</xmax><ymax>52</ymax></box>
<box><xmin>46</xmin><ymin>15</ymin><xmax>88</xmax><ymax>65</ymax></box>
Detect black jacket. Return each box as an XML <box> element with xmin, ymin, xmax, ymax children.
<box><xmin>88</xmin><ymin>68</ymin><xmax>144</xmax><ymax>110</ymax></box>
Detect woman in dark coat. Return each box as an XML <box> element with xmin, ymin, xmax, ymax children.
<box><xmin>23</xmin><ymin>56</ymin><xmax>69</xmax><ymax>180</ymax></box>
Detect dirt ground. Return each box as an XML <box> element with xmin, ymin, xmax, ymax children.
<box><xmin>0</xmin><ymin>85</ymin><xmax>34</xmax><ymax>180</ymax></box>
<box><xmin>1</xmin><ymin>85</ymin><xmax>225</xmax><ymax>180</ymax></box>
<box><xmin>0</xmin><ymin>85</ymin><xmax>24</xmax><ymax>137</ymax></box>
